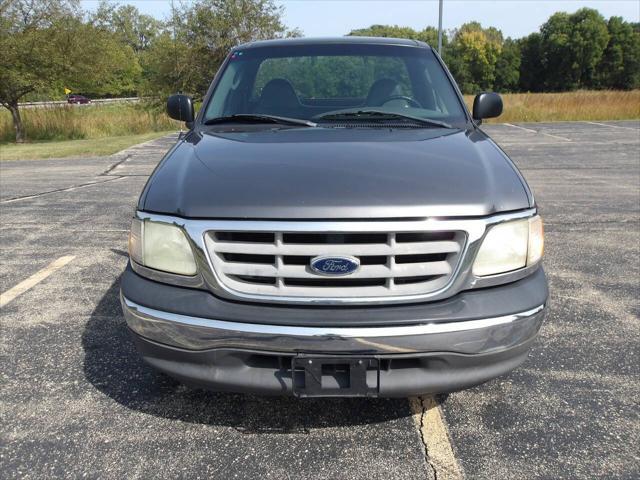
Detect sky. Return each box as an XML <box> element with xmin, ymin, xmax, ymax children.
<box><xmin>82</xmin><ymin>0</ymin><xmax>640</xmax><ymax>39</ymax></box>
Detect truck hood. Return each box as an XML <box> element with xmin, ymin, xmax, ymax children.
<box><xmin>140</xmin><ymin>127</ymin><xmax>531</xmax><ymax>219</ymax></box>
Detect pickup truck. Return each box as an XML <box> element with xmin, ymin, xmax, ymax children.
<box><xmin>121</xmin><ymin>37</ymin><xmax>548</xmax><ymax>397</ymax></box>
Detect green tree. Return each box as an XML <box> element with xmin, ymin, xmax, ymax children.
<box><xmin>0</xmin><ymin>0</ymin><xmax>80</xmax><ymax>142</ymax></box>
<box><xmin>91</xmin><ymin>1</ymin><xmax>162</xmax><ymax>53</ymax></box>
<box><xmin>349</xmin><ymin>24</ymin><xmax>446</xmax><ymax>50</ymax></box>
<box><xmin>494</xmin><ymin>38</ymin><xmax>521</xmax><ymax>92</ymax></box>
<box><xmin>539</xmin><ymin>8</ymin><xmax>609</xmax><ymax>90</ymax></box>
<box><xmin>518</xmin><ymin>33</ymin><xmax>544</xmax><ymax>92</ymax></box>
<box><xmin>141</xmin><ymin>0</ymin><xmax>291</xmax><ymax>99</ymax></box>
<box><xmin>0</xmin><ymin>0</ymin><xmax>141</xmax><ymax>142</ymax></box>
<box><xmin>447</xmin><ymin>22</ymin><xmax>503</xmax><ymax>93</ymax></box>
<box><xmin>596</xmin><ymin>16</ymin><xmax>640</xmax><ymax>89</ymax></box>
<box><xmin>139</xmin><ymin>32</ymin><xmax>187</xmax><ymax>99</ymax></box>
<box><xmin>62</xmin><ymin>20</ymin><xmax>142</xmax><ymax>97</ymax></box>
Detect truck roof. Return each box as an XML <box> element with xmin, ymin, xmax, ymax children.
<box><xmin>234</xmin><ymin>36</ymin><xmax>431</xmax><ymax>51</ymax></box>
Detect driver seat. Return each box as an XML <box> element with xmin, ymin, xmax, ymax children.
<box><xmin>365</xmin><ymin>78</ymin><xmax>401</xmax><ymax>106</ymax></box>
<box><xmin>255</xmin><ymin>78</ymin><xmax>301</xmax><ymax>117</ymax></box>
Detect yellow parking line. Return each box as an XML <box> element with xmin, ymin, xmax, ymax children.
<box><xmin>410</xmin><ymin>396</ymin><xmax>463</xmax><ymax>480</ymax></box>
<box><xmin>0</xmin><ymin>256</ymin><xmax>75</xmax><ymax>308</ymax></box>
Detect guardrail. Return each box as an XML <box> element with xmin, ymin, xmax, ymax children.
<box><xmin>18</xmin><ymin>97</ymin><xmax>141</xmax><ymax>108</ymax></box>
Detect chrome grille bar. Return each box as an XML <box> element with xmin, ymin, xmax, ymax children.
<box><xmin>205</xmin><ymin>229</ymin><xmax>465</xmax><ymax>299</ymax></box>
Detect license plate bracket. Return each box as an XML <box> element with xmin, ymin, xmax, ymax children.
<box><xmin>292</xmin><ymin>356</ymin><xmax>379</xmax><ymax>397</ymax></box>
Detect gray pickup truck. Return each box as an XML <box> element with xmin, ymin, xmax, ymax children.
<box><xmin>121</xmin><ymin>37</ymin><xmax>547</xmax><ymax>397</ymax></box>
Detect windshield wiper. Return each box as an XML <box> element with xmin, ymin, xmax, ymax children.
<box><xmin>316</xmin><ymin>109</ymin><xmax>452</xmax><ymax>129</ymax></box>
<box><xmin>204</xmin><ymin>114</ymin><xmax>317</xmax><ymax>127</ymax></box>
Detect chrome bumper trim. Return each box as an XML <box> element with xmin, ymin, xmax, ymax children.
<box><xmin>121</xmin><ymin>294</ymin><xmax>545</xmax><ymax>354</ymax></box>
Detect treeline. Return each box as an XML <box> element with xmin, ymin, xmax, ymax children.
<box><xmin>351</xmin><ymin>8</ymin><xmax>640</xmax><ymax>93</ymax></box>
<box><xmin>1</xmin><ymin>0</ymin><xmax>292</xmax><ymax>141</ymax></box>
<box><xmin>1</xmin><ymin>0</ymin><xmax>639</xmax><ymax>143</ymax></box>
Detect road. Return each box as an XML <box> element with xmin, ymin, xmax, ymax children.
<box><xmin>1</xmin><ymin>121</ymin><xmax>638</xmax><ymax>479</ymax></box>
<box><xmin>17</xmin><ymin>97</ymin><xmax>140</xmax><ymax>109</ymax></box>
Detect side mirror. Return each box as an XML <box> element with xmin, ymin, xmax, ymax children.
<box><xmin>472</xmin><ymin>92</ymin><xmax>503</xmax><ymax>122</ymax></box>
<box><xmin>167</xmin><ymin>94</ymin><xmax>195</xmax><ymax>125</ymax></box>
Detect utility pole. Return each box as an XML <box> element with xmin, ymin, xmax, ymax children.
<box><xmin>438</xmin><ymin>0</ymin><xmax>443</xmax><ymax>55</ymax></box>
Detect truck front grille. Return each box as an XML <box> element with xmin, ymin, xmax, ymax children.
<box><xmin>204</xmin><ymin>228</ymin><xmax>465</xmax><ymax>300</ymax></box>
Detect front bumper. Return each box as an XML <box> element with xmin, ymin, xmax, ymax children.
<box><xmin>120</xmin><ymin>265</ymin><xmax>548</xmax><ymax>396</ymax></box>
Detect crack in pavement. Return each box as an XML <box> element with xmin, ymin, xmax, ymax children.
<box><xmin>0</xmin><ymin>153</ymin><xmax>138</xmax><ymax>204</ymax></box>
<box><xmin>0</xmin><ymin>176</ymin><xmax>127</xmax><ymax>204</ymax></box>
<box><xmin>100</xmin><ymin>154</ymin><xmax>131</xmax><ymax>176</ymax></box>
<box><xmin>410</xmin><ymin>396</ymin><xmax>463</xmax><ymax>480</ymax></box>
<box><xmin>411</xmin><ymin>396</ymin><xmax>439</xmax><ymax>479</ymax></box>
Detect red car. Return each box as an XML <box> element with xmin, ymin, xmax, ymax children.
<box><xmin>67</xmin><ymin>94</ymin><xmax>91</xmax><ymax>104</ymax></box>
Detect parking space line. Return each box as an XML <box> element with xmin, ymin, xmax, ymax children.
<box><xmin>503</xmin><ymin>122</ymin><xmax>571</xmax><ymax>141</ymax></box>
<box><xmin>503</xmin><ymin>122</ymin><xmax>537</xmax><ymax>134</ymax></box>
<box><xmin>410</xmin><ymin>396</ymin><xmax>463</xmax><ymax>480</ymax></box>
<box><xmin>583</xmin><ymin>121</ymin><xmax>639</xmax><ymax>131</ymax></box>
<box><xmin>0</xmin><ymin>255</ymin><xmax>75</xmax><ymax>308</ymax></box>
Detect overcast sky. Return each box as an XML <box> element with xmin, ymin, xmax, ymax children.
<box><xmin>82</xmin><ymin>0</ymin><xmax>640</xmax><ymax>39</ymax></box>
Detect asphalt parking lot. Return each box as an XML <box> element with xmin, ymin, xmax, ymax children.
<box><xmin>1</xmin><ymin>120</ymin><xmax>638</xmax><ymax>479</ymax></box>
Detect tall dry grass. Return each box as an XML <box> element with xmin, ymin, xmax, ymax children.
<box><xmin>1</xmin><ymin>91</ymin><xmax>637</xmax><ymax>143</ymax></box>
<box><xmin>465</xmin><ymin>90</ymin><xmax>640</xmax><ymax>123</ymax></box>
<box><xmin>0</xmin><ymin>103</ymin><xmax>179</xmax><ymax>143</ymax></box>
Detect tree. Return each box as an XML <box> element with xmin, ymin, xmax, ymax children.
<box><xmin>518</xmin><ymin>33</ymin><xmax>544</xmax><ymax>92</ymax></box>
<box><xmin>139</xmin><ymin>31</ymin><xmax>190</xmax><ymax>100</ymax></box>
<box><xmin>0</xmin><ymin>0</ymin><xmax>141</xmax><ymax>142</ymax></box>
<box><xmin>60</xmin><ymin>19</ymin><xmax>142</xmax><ymax>97</ymax></box>
<box><xmin>91</xmin><ymin>1</ymin><xmax>162</xmax><ymax>53</ymax></box>
<box><xmin>446</xmin><ymin>22</ymin><xmax>503</xmax><ymax>93</ymax></box>
<box><xmin>0</xmin><ymin>0</ymin><xmax>78</xmax><ymax>142</ymax></box>
<box><xmin>141</xmin><ymin>0</ymin><xmax>291</xmax><ymax>99</ymax></box>
<box><xmin>596</xmin><ymin>16</ymin><xmax>640</xmax><ymax>89</ymax></box>
<box><xmin>494</xmin><ymin>38</ymin><xmax>521</xmax><ymax>92</ymax></box>
<box><xmin>539</xmin><ymin>8</ymin><xmax>609</xmax><ymax>90</ymax></box>
<box><xmin>349</xmin><ymin>24</ymin><xmax>446</xmax><ymax>50</ymax></box>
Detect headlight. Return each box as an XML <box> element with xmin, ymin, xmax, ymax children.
<box><xmin>473</xmin><ymin>215</ymin><xmax>544</xmax><ymax>277</ymax></box>
<box><xmin>128</xmin><ymin>218</ymin><xmax>197</xmax><ymax>276</ymax></box>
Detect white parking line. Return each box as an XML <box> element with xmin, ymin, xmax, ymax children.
<box><xmin>503</xmin><ymin>123</ymin><xmax>571</xmax><ymax>141</ymax></box>
<box><xmin>583</xmin><ymin>121</ymin><xmax>639</xmax><ymax>131</ymax></box>
<box><xmin>410</xmin><ymin>396</ymin><xmax>463</xmax><ymax>480</ymax></box>
<box><xmin>503</xmin><ymin>122</ymin><xmax>537</xmax><ymax>134</ymax></box>
<box><xmin>0</xmin><ymin>255</ymin><xmax>75</xmax><ymax>308</ymax></box>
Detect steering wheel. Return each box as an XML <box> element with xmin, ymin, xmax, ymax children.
<box><xmin>381</xmin><ymin>95</ymin><xmax>422</xmax><ymax>108</ymax></box>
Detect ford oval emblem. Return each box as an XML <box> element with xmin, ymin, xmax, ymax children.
<box><xmin>310</xmin><ymin>256</ymin><xmax>360</xmax><ymax>276</ymax></box>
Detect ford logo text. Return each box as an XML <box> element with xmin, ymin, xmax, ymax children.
<box><xmin>310</xmin><ymin>256</ymin><xmax>360</xmax><ymax>276</ymax></box>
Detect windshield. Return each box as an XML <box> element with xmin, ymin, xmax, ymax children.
<box><xmin>203</xmin><ymin>43</ymin><xmax>467</xmax><ymax>126</ymax></box>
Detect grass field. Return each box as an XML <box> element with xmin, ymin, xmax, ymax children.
<box><xmin>464</xmin><ymin>90</ymin><xmax>640</xmax><ymax>123</ymax></box>
<box><xmin>0</xmin><ymin>103</ymin><xmax>178</xmax><ymax>143</ymax></box>
<box><xmin>0</xmin><ymin>131</ymin><xmax>172</xmax><ymax>161</ymax></box>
